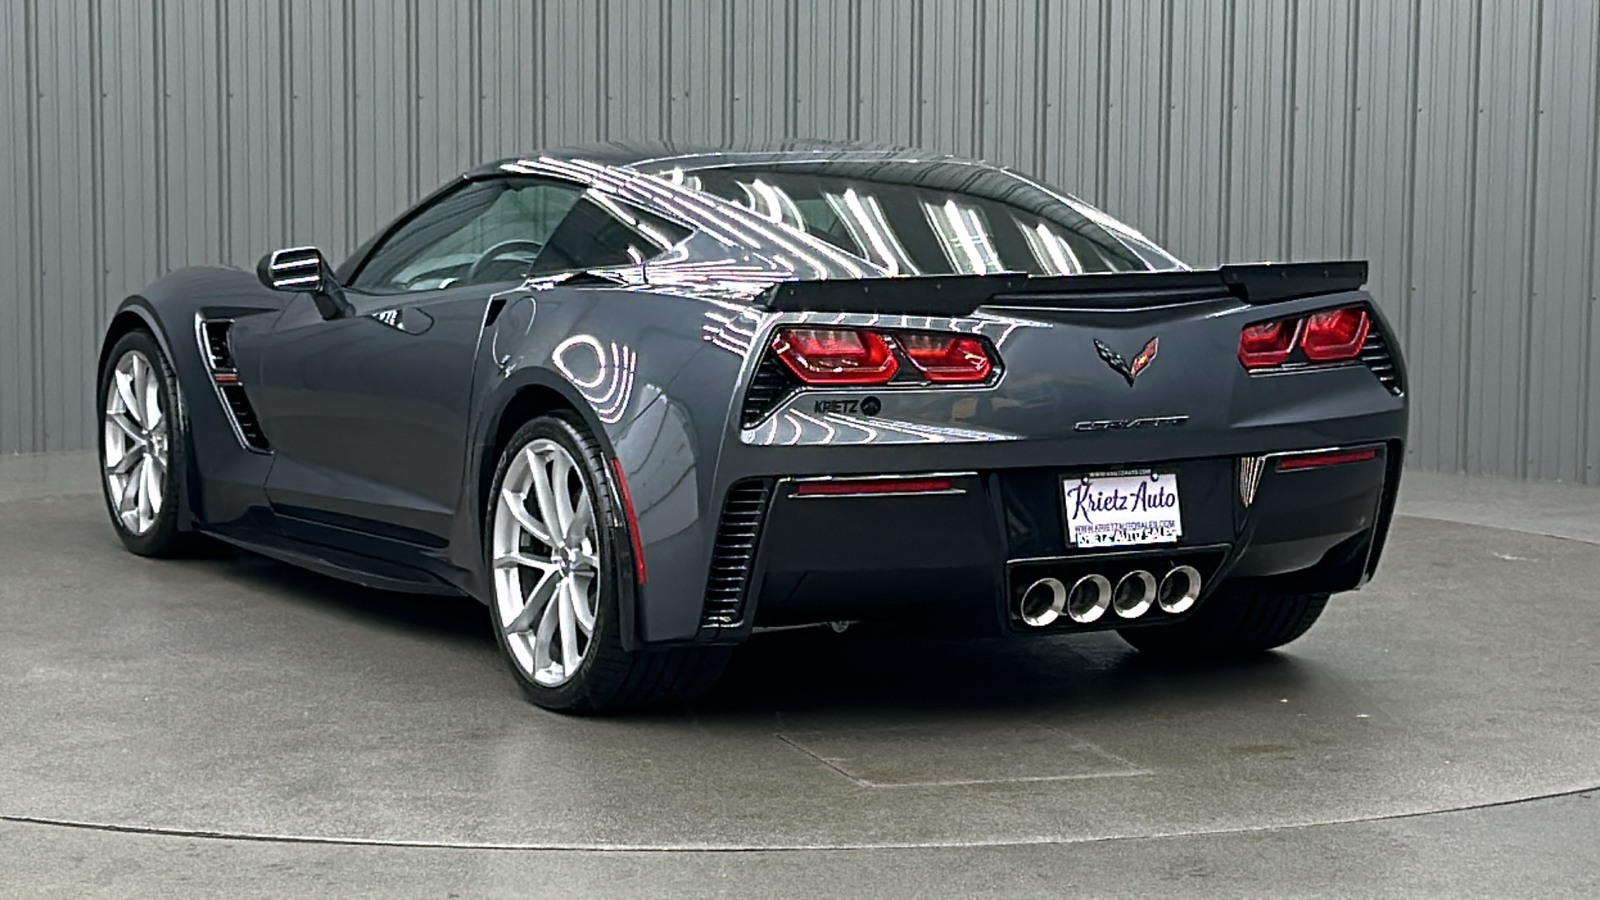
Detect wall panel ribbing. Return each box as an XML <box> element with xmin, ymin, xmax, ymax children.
<box><xmin>1</xmin><ymin>0</ymin><xmax>1597</xmax><ymax>484</ymax></box>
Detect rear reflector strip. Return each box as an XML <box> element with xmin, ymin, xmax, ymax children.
<box><xmin>1276</xmin><ymin>447</ymin><xmax>1379</xmax><ymax>471</ymax></box>
<box><xmin>793</xmin><ymin>477</ymin><xmax>957</xmax><ymax>496</ymax></box>
<box><xmin>610</xmin><ymin>458</ymin><xmax>647</xmax><ymax>585</ymax></box>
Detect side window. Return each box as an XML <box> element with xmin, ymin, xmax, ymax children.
<box><xmin>528</xmin><ymin>195</ymin><xmax>693</xmax><ymax>276</ymax></box>
<box><xmin>349</xmin><ymin>178</ymin><xmax>584</xmax><ymax>293</ymax></box>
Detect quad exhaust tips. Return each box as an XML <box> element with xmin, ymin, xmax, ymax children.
<box><xmin>1112</xmin><ymin>570</ymin><xmax>1157</xmax><ymax>619</ymax></box>
<box><xmin>1017</xmin><ymin>566</ymin><xmax>1203</xmax><ymax>627</ymax></box>
<box><xmin>1018</xmin><ymin>577</ymin><xmax>1068</xmax><ymax>627</ymax></box>
<box><xmin>1158</xmin><ymin>565</ymin><xmax>1202</xmax><ymax>614</ymax></box>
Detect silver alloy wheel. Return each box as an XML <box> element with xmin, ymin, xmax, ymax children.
<box><xmin>491</xmin><ymin>437</ymin><xmax>602</xmax><ymax>687</ymax></box>
<box><xmin>103</xmin><ymin>350</ymin><xmax>170</xmax><ymax>536</ymax></box>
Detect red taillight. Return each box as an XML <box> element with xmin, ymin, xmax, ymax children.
<box><xmin>1299</xmin><ymin>307</ymin><xmax>1371</xmax><ymax>362</ymax></box>
<box><xmin>1276</xmin><ymin>447</ymin><xmax>1379</xmax><ymax>471</ymax></box>
<box><xmin>1238</xmin><ymin>319</ymin><xmax>1301</xmax><ymax>369</ymax></box>
<box><xmin>772</xmin><ymin>328</ymin><xmax>899</xmax><ymax>385</ymax></box>
<box><xmin>897</xmin><ymin>333</ymin><xmax>994</xmax><ymax>383</ymax></box>
<box><xmin>793</xmin><ymin>477</ymin><xmax>955</xmax><ymax>496</ymax></box>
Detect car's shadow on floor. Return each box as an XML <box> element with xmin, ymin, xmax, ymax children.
<box><xmin>209</xmin><ymin>544</ymin><xmax>495</xmax><ymax>644</ymax></box>
<box><xmin>686</xmin><ymin>622</ymin><xmax>1318</xmax><ymax>721</ymax></box>
<box><xmin>193</xmin><ymin>543</ymin><xmax>1319</xmax><ymax>722</ymax></box>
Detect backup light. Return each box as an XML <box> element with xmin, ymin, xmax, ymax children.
<box><xmin>898</xmin><ymin>333</ymin><xmax>994</xmax><ymax>383</ymax></box>
<box><xmin>771</xmin><ymin>328</ymin><xmax>899</xmax><ymax>385</ymax></box>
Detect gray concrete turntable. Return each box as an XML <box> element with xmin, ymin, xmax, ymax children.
<box><xmin>3</xmin><ymin>453</ymin><xmax>1597</xmax><ymax>897</ymax></box>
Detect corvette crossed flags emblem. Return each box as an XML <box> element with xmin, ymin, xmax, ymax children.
<box><xmin>1093</xmin><ymin>337</ymin><xmax>1160</xmax><ymax>386</ymax></box>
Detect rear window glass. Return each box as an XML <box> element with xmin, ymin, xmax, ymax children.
<box><xmin>675</xmin><ymin>165</ymin><xmax>1149</xmax><ymax>276</ymax></box>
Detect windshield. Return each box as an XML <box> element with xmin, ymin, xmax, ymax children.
<box><xmin>660</xmin><ymin>161</ymin><xmax>1180</xmax><ymax>276</ymax></box>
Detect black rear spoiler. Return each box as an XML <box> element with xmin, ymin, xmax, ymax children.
<box><xmin>757</xmin><ymin>260</ymin><xmax>1369</xmax><ymax>317</ymax></box>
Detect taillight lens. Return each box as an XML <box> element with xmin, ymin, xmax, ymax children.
<box><xmin>1299</xmin><ymin>307</ymin><xmax>1371</xmax><ymax>361</ymax></box>
<box><xmin>897</xmin><ymin>333</ymin><xmax>994</xmax><ymax>383</ymax></box>
<box><xmin>1238</xmin><ymin>319</ymin><xmax>1300</xmax><ymax>369</ymax></box>
<box><xmin>771</xmin><ymin>328</ymin><xmax>899</xmax><ymax>385</ymax></box>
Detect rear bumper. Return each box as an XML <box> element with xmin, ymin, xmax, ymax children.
<box><xmin>694</xmin><ymin>442</ymin><xmax>1400</xmax><ymax>642</ymax></box>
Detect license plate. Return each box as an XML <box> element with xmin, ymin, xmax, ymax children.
<box><xmin>1062</xmin><ymin>472</ymin><xmax>1183</xmax><ymax>548</ymax></box>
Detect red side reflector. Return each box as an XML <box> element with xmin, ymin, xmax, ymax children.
<box><xmin>897</xmin><ymin>333</ymin><xmax>994</xmax><ymax>383</ymax></box>
<box><xmin>793</xmin><ymin>477</ymin><xmax>955</xmax><ymax>496</ymax></box>
<box><xmin>772</xmin><ymin>328</ymin><xmax>899</xmax><ymax>385</ymax></box>
<box><xmin>213</xmin><ymin>372</ymin><xmax>240</xmax><ymax>384</ymax></box>
<box><xmin>1238</xmin><ymin>319</ymin><xmax>1301</xmax><ymax>369</ymax></box>
<box><xmin>1276</xmin><ymin>447</ymin><xmax>1379</xmax><ymax>471</ymax></box>
<box><xmin>609</xmin><ymin>458</ymin><xmax>646</xmax><ymax>585</ymax></box>
<box><xmin>1300</xmin><ymin>307</ymin><xmax>1371</xmax><ymax>362</ymax></box>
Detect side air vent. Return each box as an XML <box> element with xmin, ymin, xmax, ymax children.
<box><xmin>219</xmin><ymin>385</ymin><xmax>270</xmax><ymax>450</ymax></box>
<box><xmin>196</xmin><ymin>317</ymin><xmax>271</xmax><ymax>452</ymax></box>
<box><xmin>700</xmin><ymin>479</ymin><xmax>773</xmax><ymax>627</ymax></box>
<box><xmin>1359</xmin><ymin>327</ymin><xmax>1403</xmax><ymax>395</ymax></box>
<box><xmin>201</xmin><ymin>320</ymin><xmax>236</xmax><ymax>370</ymax></box>
<box><xmin>740</xmin><ymin>355</ymin><xmax>799</xmax><ymax>428</ymax></box>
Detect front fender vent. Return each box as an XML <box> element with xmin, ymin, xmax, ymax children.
<box><xmin>700</xmin><ymin>479</ymin><xmax>773</xmax><ymax>627</ymax></box>
<box><xmin>196</xmin><ymin>318</ymin><xmax>271</xmax><ymax>452</ymax></box>
<box><xmin>201</xmin><ymin>320</ymin><xmax>236</xmax><ymax>369</ymax></box>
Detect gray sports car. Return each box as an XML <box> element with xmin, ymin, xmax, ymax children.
<box><xmin>96</xmin><ymin>143</ymin><xmax>1406</xmax><ymax>712</ymax></box>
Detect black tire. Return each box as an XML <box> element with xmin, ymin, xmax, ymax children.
<box><xmin>1117</xmin><ymin>588</ymin><xmax>1330</xmax><ymax>660</ymax></box>
<box><xmin>485</xmin><ymin>414</ymin><xmax>730</xmax><ymax>713</ymax></box>
<box><xmin>97</xmin><ymin>329</ymin><xmax>206</xmax><ymax>558</ymax></box>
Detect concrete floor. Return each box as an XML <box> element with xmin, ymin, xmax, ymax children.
<box><xmin>3</xmin><ymin>453</ymin><xmax>1599</xmax><ymax>897</ymax></box>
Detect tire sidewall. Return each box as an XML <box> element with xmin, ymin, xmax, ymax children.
<box><xmin>97</xmin><ymin>329</ymin><xmax>190</xmax><ymax>556</ymax></box>
<box><xmin>485</xmin><ymin>414</ymin><xmax>628</xmax><ymax>711</ymax></box>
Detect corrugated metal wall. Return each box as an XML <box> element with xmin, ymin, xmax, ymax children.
<box><xmin>3</xmin><ymin>0</ymin><xmax>1597</xmax><ymax>482</ymax></box>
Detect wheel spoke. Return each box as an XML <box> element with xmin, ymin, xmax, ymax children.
<box><xmin>118</xmin><ymin>468</ymin><xmax>139</xmax><ymax>512</ymax></box>
<box><xmin>524</xmin><ymin>447</ymin><xmax>563</xmax><ymax>544</ymax></box>
<box><xmin>500</xmin><ymin>486</ymin><xmax>552</xmax><ymax>546</ymax></box>
<box><xmin>493</xmin><ymin>549</ymin><xmax>556</xmax><ymax>572</ymax></box>
<box><xmin>108</xmin><ymin>411</ymin><xmax>143</xmax><ymax>444</ymax></box>
<box><xmin>503</xmin><ymin>569</ymin><xmax>562</xmax><ymax>635</ymax></box>
<box><xmin>557</xmin><ymin>577</ymin><xmax>580</xmax><ymax>674</ymax></box>
<box><xmin>570</xmin><ymin>573</ymin><xmax>596</xmax><ymax>634</ymax></box>
<box><xmin>133</xmin><ymin>457</ymin><xmax>154</xmax><ymax>528</ymax></box>
<box><xmin>110</xmin><ymin>442</ymin><xmax>145</xmax><ymax>476</ymax></box>
<box><xmin>550</xmin><ymin>453</ymin><xmax>575</xmax><ymax>539</ymax></box>
<box><xmin>563</xmin><ymin>492</ymin><xmax>593</xmax><ymax>546</ymax></box>
<box><xmin>141</xmin><ymin>367</ymin><xmax>163</xmax><ymax>431</ymax></box>
<box><xmin>532</xmin><ymin>592</ymin><xmax>561</xmax><ymax>668</ymax></box>
<box><xmin>114</xmin><ymin>369</ymin><xmax>141</xmax><ymax>425</ymax></box>
<box><xmin>144</xmin><ymin>454</ymin><xmax>164</xmax><ymax>515</ymax></box>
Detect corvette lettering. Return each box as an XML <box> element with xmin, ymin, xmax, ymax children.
<box><xmin>1073</xmin><ymin>415</ymin><xmax>1190</xmax><ymax>432</ymax></box>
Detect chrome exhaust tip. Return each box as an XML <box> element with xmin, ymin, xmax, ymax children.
<box><xmin>1112</xmin><ymin>570</ymin><xmax>1157</xmax><ymax>619</ymax></box>
<box><xmin>1066</xmin><ymin>574</ymin><xmax>1112</xmax><ymax>624</ymax></box>
<box><xmin>1018</xmin><ymin>577</ymin><xmax>1068</xmax><ymax>627</ymax></box>
<box><xmin>1157</xmin><ymin>565</ymin><xmax>1203</xmax><ymax>614</ymax></box>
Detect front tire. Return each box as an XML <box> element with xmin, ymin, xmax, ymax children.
<box><xmin>486</xmin><ymin>415</ymin><xmax>728</xmax><ymax>713</ymax></box>
<box><xmin>98</xmin><ymin>329</ymin><xmax>200</xmax><ymax>557</ymax></box>
<box><xmin>1117</xmin><ymin>588</ymin><xmax>1330</xmax><ymax>659</ymax></box>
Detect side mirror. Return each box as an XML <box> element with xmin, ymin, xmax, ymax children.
<box><xmin>256</xmin><ymin>246</ymin><xmax>351</xmax><ymax>320</ymax></box>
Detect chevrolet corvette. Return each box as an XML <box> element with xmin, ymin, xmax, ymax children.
<box><xmin>97</xmin><ymin>143</ymin><xmax>1407</xmax><ymax>711</ymax></box>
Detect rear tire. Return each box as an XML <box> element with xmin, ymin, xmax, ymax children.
<box><xmin>485</xmin><ymin>414</ymin><xmax>729</xmax><ymax>713</ymax></box>
<box><xmin>1117</xmin><ymin>588</ymin><xmax>1329</xmax><ymax>659</ymax></box>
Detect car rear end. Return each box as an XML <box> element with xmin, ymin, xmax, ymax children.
<box><xmin>694</xmin><ymin>265</ymin><xmax>1406</xmax><ymax>644</ymax></box>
